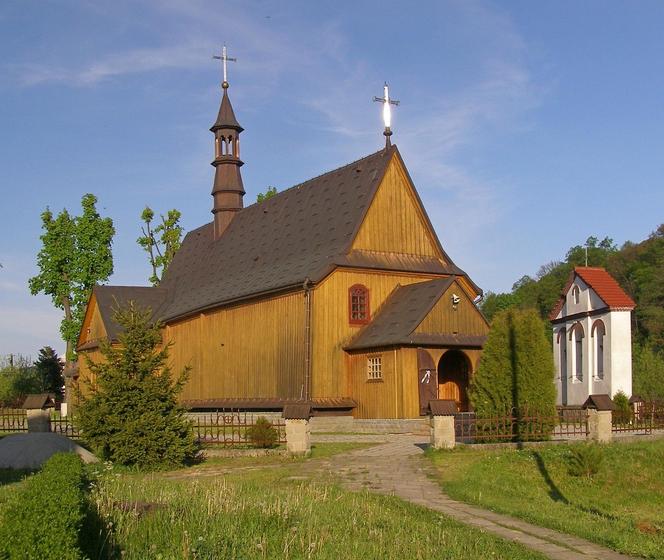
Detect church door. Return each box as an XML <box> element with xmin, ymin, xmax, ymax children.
<box><xmin>438</xmin><ymin>350</ymin><xmax>470</xmax><ymax>412</ymax></box>
<box><xmin>417</xmin><ymin>348</ymin><xmax>438</xmax><ymax>416</ymax></box>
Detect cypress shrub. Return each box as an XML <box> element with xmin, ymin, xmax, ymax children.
<box><xmin>0</xmin><ymin>453</ymin><xmax>86</xmax><ymax>560</ymax></box>
<box><xmin>469</xmin><ymin>308</ymin><xmax>557</xmax><ymax>439</ymax></box>
<box><xmin>77</xmin><ymin>302</ymin><xmax>197</xmax><ymax>470</ymax></box>
<box><xmin>246</xmin><ymin>416</ymin><xmax>278</xmax><ymax>448</ymax></box>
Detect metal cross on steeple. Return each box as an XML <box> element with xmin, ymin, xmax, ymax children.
<box><xmin>373</xmin><ymin>82</ymin><xmax>400</xmax><ymax>147</ymax></box>
<box><xmin>213</xmin><ymin>44</ymin><xmax>237</xmax><ymax>88</ymax></box>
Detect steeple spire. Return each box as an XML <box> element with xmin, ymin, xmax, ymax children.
<box><xmin>210</xmin><ymin>45</ymin><xmax>245</xmax><ymax>240</ymax></box>
<box><xmin>373</xmin><ymin>82</ymin><xmax>400</xmax><ymax>148</ymax></box>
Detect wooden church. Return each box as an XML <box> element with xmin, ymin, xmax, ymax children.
<box><xmin>75</xmin><ymin>69</ymin><xmax>489</xmax><ymax>419</ymax></box>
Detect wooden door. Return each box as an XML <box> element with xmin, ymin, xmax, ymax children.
<box><xmin>417</xmin><ymin>348</ymin><xmax>438</xmax><ymax>415</ymax></box>
<box><xmin>438</xmin><ymin>350</ymin><xmax>470</xmax><ymax>412</ymax></box>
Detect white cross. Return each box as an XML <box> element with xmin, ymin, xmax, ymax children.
<box><xmin>213</xmin><ymin>45</ymin><xmax>237</xmax><ymax>85</ymax></box>
<box><xmin>373</xmin><ymin>82</ymin><xmax>400</xmax><ymax>129</ymax></box>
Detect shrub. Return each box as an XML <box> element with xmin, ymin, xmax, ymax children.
<box><xmin>0</xmin><ymin>453</ymin><xmax>86</xmax><ymax>560</ymax></box>
<box><xmin>567</xmin><ymin>444</ymin><xmax>604</xmax><ymax>478</ymax></box>
<box><xmin>77</xmin><ymin>303</ymin><xmax>197</xmax><ymax>470</ymax></box>
<box><xmin>246</xmin><ymin>416</ymin><xmax>278</xmax><ymax>448</ymax></box>
<box><xmin>612</xmin><ymin>390</ymin><xmax>631</xmax><ymax>423</ymax></box>
<box><xmin>469</xmin><ymin>308</ymin><xmax>557</xmax><ymax>440</ymax></box>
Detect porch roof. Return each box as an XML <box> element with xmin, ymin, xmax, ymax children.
<box><xmin>344</xmin><ymin>278</ymin><xmax>487</xmax><ymax>351</ymax></box>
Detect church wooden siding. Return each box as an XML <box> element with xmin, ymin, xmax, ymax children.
<box><xmin>311</xmin><ymin>269</ymin><xmax>439</xmax><ymax>399</ymax></box>
<box><xmin>78</xmin><ymin>294</ymin><xmax>106</xmax><ymax>346</ymax></box>
<box><xmin>347</xmin><ymin>349</ymin><xmax>399</xmax><ymax>418</ymax></box>
<box><xmin>415</xmin><ymin>281</ymin><xmax>489</xmax><ymax>336</ymax></box>
<box><xmin>165</xmin><ymin>290</ymin><xmax>306</xmax><ymax>402</ymax></box>
<box><xmin>351</xmin><ymin>156</ymin><xmax>442</xmax><ymax>259</ymax></box>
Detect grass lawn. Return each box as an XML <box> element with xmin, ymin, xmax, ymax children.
<box><xmin>89</xmin><ymin>450</ymin><xmax>546</xmax><ymax>560</ymax></box>
<box><xmin>427</xmin><ymin>439</ymin><xmax>664</xmax><ymax>559</ymax></box>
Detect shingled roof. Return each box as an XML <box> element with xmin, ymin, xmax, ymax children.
<box><xmin>345</xmin><ymin>278</ymin><xmax>487</xmax><ymax>351</ymax></box>
<box><xmin>88</xmin><ymin>145</ymin><xmax>477</xmax><ymax>331</ymax></box>
<box><xmin>549</xmin><ymin>266</ymin><xmax>636</xmax><ymax>320</ymax></box>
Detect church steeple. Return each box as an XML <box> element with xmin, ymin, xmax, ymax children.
<box><xmin>210</xmin><ymin>46</ymin><xmax>245</xmax><ymax>240</ymax></box>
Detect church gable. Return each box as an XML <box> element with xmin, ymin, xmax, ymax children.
<box><xmin>77</xmin><ymin>293</ymin><xmax>107</xmax><ymax>350</ymax></box>
<box><xmin>351</xmin><ymin>153</ymin><xmax>444</xmax><ymax>260</ymax></box>
<box><xmin>414</xmin><ymin>280</ymin><xmax>489</xmax><ymax>337</ymax></box>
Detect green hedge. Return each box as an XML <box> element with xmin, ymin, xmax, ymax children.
<box><xmin>0</xmin><ymin>453</ymin><xmax>87</xmax><ymax>560</ymax></box>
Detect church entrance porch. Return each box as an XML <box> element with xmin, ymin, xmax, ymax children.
<box><xmin>437</xmin><ymin>350</ymin><xmax>471</xmax><ymax>412</ymax></box>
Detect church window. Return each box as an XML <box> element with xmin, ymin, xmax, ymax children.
<box><xmin>593</xmin><ymin>320</ymin><xmax>606</xmax><ymax>379</ymax></box>
<box><xmin>349</xmin><ymin>284</ymin><xmax>370</xmax><ymax>324</ymax></box>
<box><xmin>367</xmin><ymin>356</ymin><xmax>382</xmax><ymax>380</ymax></box>
<box><xmin>572</xmin><ymin>285</ymin><xmax>580</xmax><ymax>305</ymax></box>
<box><xmin>571</xmin><ymin>324</ymin><xmax>584</xmax><ymax>381</ymax></box>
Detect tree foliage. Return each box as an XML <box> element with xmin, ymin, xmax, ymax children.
<box><xmin>77</xmin><ymin>302</ymin><xmax>196</xmax><ymax>469</ymax></box>
<box><xmin>632</xmin><ymin>343</ymin><xmax>664</xmax><ymax>401</ymax></box>
<box><xmin>137</xmin><ymin>206</ymin><xmax>183</xmax><ymax>286</ymax></box>
<box><xmin>34</xmin><ymin>346</ymin><xmax>65</xmax><ymax>399</ymax></box>
<box><xmin>256</xmin><ymin>186</ymin><xmax>277</xmax><ymax>203</ymax></box>
<box><xmin>469</xmin><ymin>308</ymin><xmax>556</xmax><ymax>421</ymax></box>
<box><xmin>29</xmin><ymin>194</ymin><xmax>114</xmax><ymax>359</ymax></box>
<box><xmin>0</xmin><ymin>354</ymin><xmax>40</xmax><ymax>407</ymax></box>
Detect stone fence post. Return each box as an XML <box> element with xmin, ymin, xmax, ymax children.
<box><xmin>282</xmin><ymin>404</ymin><xmax>312</xmax><ymax>456</ymax></box>
<box><xmin>428</xmin><ymin>400</ymin><xmax>457</xmax><ymax>450</ymax></box>
<box><xmin>26</xmin><ymin>409</ymin><xmax>50</xmax><ymax>433</ymax></box>
<box><xmin>582</xmin><ymin>394</ymin><xmax>614</xmax><ymax>444</ymax></box>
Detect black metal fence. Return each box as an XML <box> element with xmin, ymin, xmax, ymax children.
<box><xmin>612</xmin><ymin>402</ymin><xmax>664</xmax><ymax>435</ymax></box>
<box><xmin>0</xmin><ymin>408</ymin><xmax>27</xmax><ymax>433</ymax></box>
<box><xmin>189</xmin><ymin>411</ymin><xmax>286</xmax><ymax>447</ymax></box>
<box><xmin>49</xmin><ymin>415</ymin><xmax>81</xmax><ymax>439</ymax></box>
<box><xmin>455</xmin><ymin>407</ymin><xmax>588</xmax><ymax>444</ymax></box>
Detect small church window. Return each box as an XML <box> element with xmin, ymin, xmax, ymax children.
<box><xmin>349</xmin><ymin>284</ymin><xmax>370</xmax><ymax>324</ymax></box>
<box><xmin>593</xmin><ymin>320</ymin><xmax>605</xmax><ymax>379</ymax></box>
<box><xmin>571</xmin><ymin>324</ymin><xmax>584</xmax><ymax>381</ymax></box>
<box><xmin>572</xmin><ymin>285</ymin><xmax>580</xmax><ymax>305</ymax></box>
<box><xmin>367</xmin><ymin>356</ymin><xmax>382</xmax><ymax>380</ymax></box>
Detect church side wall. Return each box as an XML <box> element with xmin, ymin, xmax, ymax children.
<box><xmin>165</xmin><ymin>291</ymin><xmax>306</xmax><ymax>401</ymax></box>
<box><xmin>311</xmin><ymin>270</ymin><xmax>439</xmax><ymax>399</ymax></box>
<box><xmin>347</xmin><ymin>349</ymin><xmax>400</xmax><ymax>418</ymax></box>
<box><xmin>607</xmin><ymin>311</ymin><xmax>632</xmax><ymax>398</ymax></box>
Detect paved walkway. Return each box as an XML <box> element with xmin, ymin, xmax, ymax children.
<box><xmin>304</xmin><ymin>434</ymin><xmax>639</xmax><ymax>560</ymax></box>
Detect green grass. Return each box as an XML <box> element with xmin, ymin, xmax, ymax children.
<box><xmin>427</xmin><ymin>439</ymin><xmax>664</xmax><ymax>559</ymax></box>
<box><xmin>91</xmin><ymin>458</ymin><xmax>546</xmax><ymax>559</ymax></box>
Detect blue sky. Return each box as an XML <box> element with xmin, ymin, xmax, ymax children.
<box><xmin>1</xmin><ymin>0</ymin><xmax>663</xmax><ymax>359</ymax></box>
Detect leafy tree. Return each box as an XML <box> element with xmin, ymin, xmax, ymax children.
<box><xmin>469</xmin><ymin>308</ymin><xmax>556</xmax><ymax>426</ymax></box>
<box><xmin>29</xmin><ymin>194</ymin><xmax>114</xmax><ymax>360</ymax></box>
<box><xmin>632</xmin><ymin>343</ymin><xmax>664</xmax><ymax>401</ymax></box>
<box><xmin>77</xmin><ymin>302</ymin><xmax>196</xmax><ymax>469</ymax></box>
<box><xmin>34</xmin><ymin>346</ymin><xmax>65</xmax><ymax>399</ymax></box>
<box><xmin>137</xmin><ymin>207</ymin><xmax>183</xmax><ymax>286</ymax></box>
<box><xmin>480</xmin><ymin>292</ymin><xmax>520</xmax><ymax>322</ymax></box>
<box><xmin>256</xmin><ymin>186</ymin><xmax>277</xmax><ymax>203</ymax></box>
<box><xmin>0</xmin><ymin>354</ymin><xmax>40</xmax><ymax>406</ymax></box>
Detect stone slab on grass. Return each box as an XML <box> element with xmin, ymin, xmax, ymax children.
<box><xmin>0</xmin><ymin>433</ymin><xmax>98</xmax><ymax>469</ymax></box>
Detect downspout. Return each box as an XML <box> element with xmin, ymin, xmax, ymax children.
<box><xmin>303</xmin><ymin>277</ymin><xmax>313</xmax><ymax>401</ymax></box>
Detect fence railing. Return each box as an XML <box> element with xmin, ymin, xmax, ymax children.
<box><xmin>189</xmin><ymin>410</ymin><xmax>286</xmax><ymax>447</ymax></box>
<box><xmin>0</xmin><ymin>408</ymin><xmax>28</xmax><ymax>433</ymax></box>
<box><xmin>49</xmin><ymin>415</ymin><xmax>81</xmax><ymax>439</ymax></box>
<box><xmin>455</xmin><ymin>407</ymin><xmax>588</xmax><ymax>444</ymax></box>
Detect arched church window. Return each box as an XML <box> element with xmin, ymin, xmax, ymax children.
<box><xmin>572</xmin><ymin>285</ymin><xmax>580</xmax><ymax>305</ymax></box>
<box><xmin>349</xmin><ymin>284</ymin><xmax>370</xmax><ymax>325</ymax></box>
<box><xmin>592</xmin><ymin>320</ymin><xmax>606</xmax><ymax>379</ymax></box>
<box><xmin>570</xmin><ymin>323</ymin><xmax>584</xmax><ymax>381</ymax></box>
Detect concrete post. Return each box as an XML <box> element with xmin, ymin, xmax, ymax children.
<box><xmin>430</xmin><ymin>415</ymin><xmax>455</xmax><ymax>449</ymax></box>
<box><xmin>285</xmin><ymin>418</ymin><xmax>311</xmax><ymax>456</ymax></box>
<box><xmin>26</xmin><ymin>409</ymin><xmax>50</xmax><ymax>433</ymax></box>
<box><xmin>587</xmin><ymin>409</ymin><xmax>612</xmax><ymax>443</ymax></box>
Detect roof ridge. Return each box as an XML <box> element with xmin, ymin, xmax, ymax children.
<box><xmin>246</xmin><ymin>145</ymin><xmax>394</xmax><ymax>209</ymax></box>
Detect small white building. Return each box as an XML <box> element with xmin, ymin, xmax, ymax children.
<box><xmin>550</xmin><ymin>267</ymin><xmax>635</xmax><ymax>406</ymax></box>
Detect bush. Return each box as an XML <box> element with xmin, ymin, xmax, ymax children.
<box><xmin>469</xmin><ymin>308</ymin><xmax>557</xmax><ymax>439</ymax></box>
<box><xmin>0</xmin><ymin>453</ymin><xmax>86</xmax><ymax>560</ymax></box>
<box><xmin>612</xmin><ymin>390</ymin><xmax>631</xmax><ymax>423</ymax></box>
<box><xmin>567</xmin><ymin>444</ymin><xmax>604</xmax><ymax>478</ymax></box>
<box><xmin>246</xmin><ymin>416</ymin><xmax>278</xmax><ymax>448</ymax></box>
<box><xmin>77</xmin><ymin>303</ymin><xmax>197</xmax><ymax>470</ymax></box>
